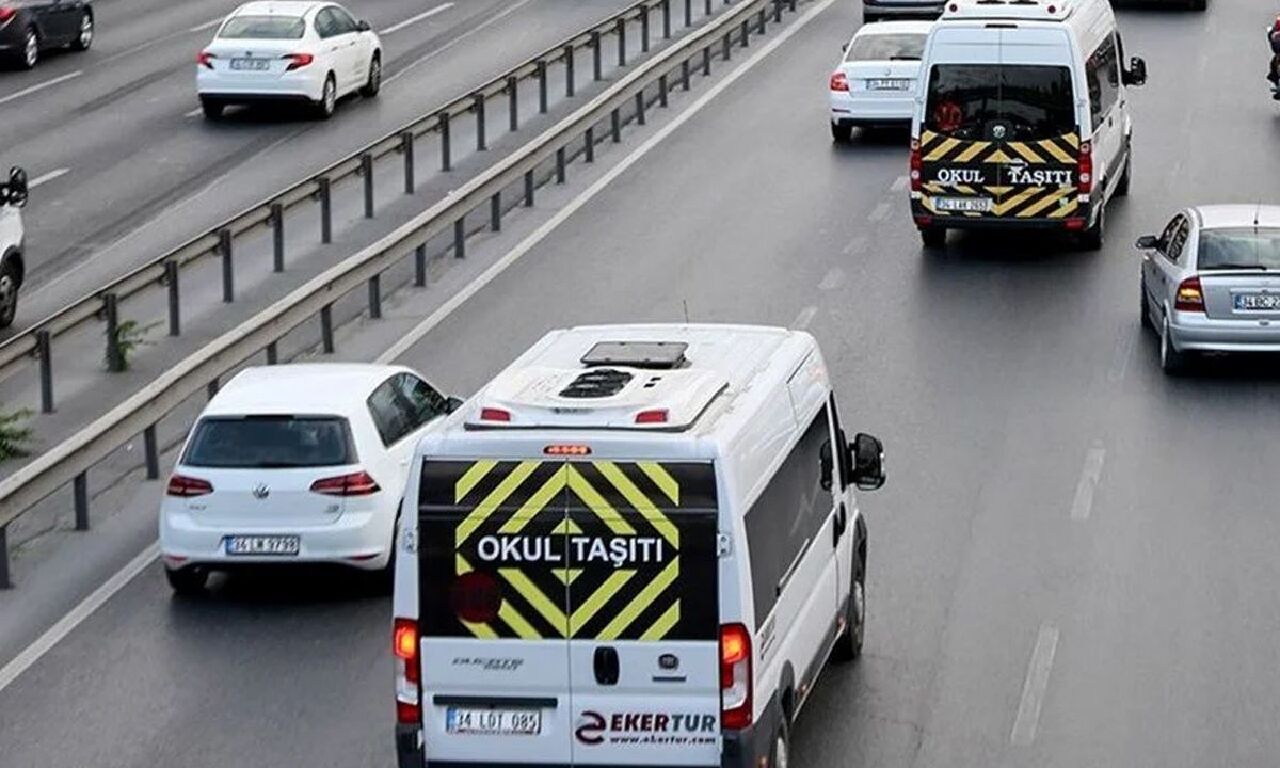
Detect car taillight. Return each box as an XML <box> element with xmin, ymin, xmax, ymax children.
<box><xmin>0</xmin><ymin>6</ymin><xmax>17</xmax><ymax>22</ymax></box>
<box><xmin>1175</xmin><ymin>276</ymin><xmax>1205</xmax><ymax>312</ymax></box>
<box><xmin>829</xmin><ymin>71</ymin><xmax>849</xmax><ymax>92</ymax></box>
<box><xmin>283</xmin><ymin>52</ymin><xmax>314</xmax><ymax>70</ymax></box>
<box><xmin>393</xmin><ymin>618</ymin><xmax>421</xmax><ymax>725</ymax></box>
<box><xmin>196</xmin><ymin>50</ymin><xmax>215</xmax><ymax>69</ymax></box>
<box><xmin>909</xmin><ymin>139</ymin><xmax>923</xmax><ymax>193</ymax></box>
<box><xmin>450</xmin><ymin>571</ymin><xmax>501</xmax><ymax>624</ymax></box>
<box><xmin>166</xmin><ymin>474</ymin><xmax>213</xmax><ymax>497</ymax></box>
<box><xmin>720</xmin><ymin>623</ymin><xmax>752</xmax><ymax>730</ymax></box>
<box><xmin>1077</xmin><ymin>141</ymin><xmax>1093</xmax><ymax>196</ymax></box>
<box><xmin>309</xmin><ymin>470</ymin><xmax>381</xmax><ymax>496</ymax></box>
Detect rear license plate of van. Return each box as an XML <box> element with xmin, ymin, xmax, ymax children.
<box><xmin>867</xmin><ymin>78</ymin><xmax>910</xmax><ymax>91</ymax></box>
<box><xmin>225</xmin><ymin>535</ymin><xmax>300</xmax><ymax>556</ymax></box>
<box><xmin>230</xmin><ymin>58</ymin><xmax>270</xmax><ymax>71</ymax></box>
<box><xmin>933</xmin><ymin>196</ymin><xmax>992</xmax><ymax>213</ymax></box>
<box><xmin>446</xmin><ymin>707</ymin><xmax>542</xmax><ymax>736</ymax></box>
<box><xmin>1235</xmin><ymin>294</ymin><xmax>1280</xmax><ymax>310</ymax></box>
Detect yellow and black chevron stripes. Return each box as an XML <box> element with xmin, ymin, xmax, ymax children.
<box><xmin>919</xmin><ymin>129</ymin><xmax>1079</xmax><ymax>167</ymax></box>
<box><xmin>417</xmin><ymin>459</ymin><xmax>718</xmax><ymax>643</ymax></box>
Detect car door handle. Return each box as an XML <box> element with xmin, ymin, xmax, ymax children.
<box><xmin>593</xmin><ymin>646</ymin><xmax>620</xmax><ymax>686</ymax></box>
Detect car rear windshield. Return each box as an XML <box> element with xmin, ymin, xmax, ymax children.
<box><xmin>846</xmin><ymin>33</ymin><xmax>926</xmax><ymax>62</ymax></box>
<box><xmin>218</xmin><ymin>15</ymin><xmax>306</xmax><ymax>39</ymax></box>
<box><xmin>1198</xmin><ymin>228</ymin><xmax>1280</xmax><ymax>271</ymax></box>
<box><xmin>182</xmin><ymin>416</ymin><xmax>355</xmax><ymax>468</ymax></box>
<box><xmin>925</xmin><ymin>64</ymin><xmax>1075</xmax><ymax>141</ymax></box>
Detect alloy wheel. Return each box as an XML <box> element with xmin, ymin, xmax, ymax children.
<box><xmin>0</xmin><ymin>271</ymin><xmax>17</xmax><ymax>324</ymax></box>
<box><xmin>79</xmin><ymin>14</ymin><xmax>93</xmax><ymax>48</ymax></box>
<box><xmin>24</xmin><ymin>30</ymin><xmax>37</xmax><ymax>68</ymax></box>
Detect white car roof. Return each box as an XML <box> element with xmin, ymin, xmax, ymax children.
<box><xmin>853</xmin><ymin>20</ymin><xmax>933</xmax><ymax>36</ymax></box>
<box><xmin>203</xmin><ymin>363</ymin><xmax>408</xmax><ymax>418</ymax></box>
<box><xmin>1194</xmin><ymin>205</ymin><xmax>1280</xmax><ymax>231</ymax></box>
<box><xmin>233</xmin><ymin>1</ymin><xmax>324</xmax><ymax>17</ymax></box>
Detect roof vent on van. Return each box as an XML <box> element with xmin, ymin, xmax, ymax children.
<box><xmin>559</xmin><ymin>369</ymin><xmax>634</xmax><ymax>399</ymax></box>
<box><xmin>580</xmin><ymin>340</ymin><xmax>688</xmax><ymax>370</ymax></box>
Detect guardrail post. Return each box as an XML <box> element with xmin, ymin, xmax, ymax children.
<box><xmin>454</xmin><ymin>218</ymin><xmax>466</xmax><ymax>259</ymax></box>
<box><xmin>757</xmin><ymin>8</ymin><xmax>765</xmax><ymax>33</ymax></box>
<box><xmin>659</xmin><ymin>74</ymin><xmax>669</xmax><ymax>107</ymax></box>
<box><xmin>611</xmin><ymin>109</ymin><xmax>622</xmax><ymax>142</ymax></box>
<box><xmin>36</xmin><ymin>329</ymin><xmax>53</xmax><ymax>413</ymax></box>
<box><xmin>722</xmin><ymin>32</ymin><xmax>731</xmax><ymax>60</ymax></box>
<box><xmin>490</xmin><ymin>193</ymin><xmax>501</xmax><ymax>231</ymax></box>
<box><xmin>685</xmin><ymin>0</ymin><xmax>692</xmax><ymax>27</ymax></box>
<box><xmin>318</xmin><ymin>177</ymin><xmax>332</xmax><ymax>243</ymax></box>
<box><xmin>641</xmin><ymin>9</ymin><xmax>650</xmax><ymax>52</ymax></box>
<box><xmin>636</xmin><ymin>91</ymin><xmax>646</xmax><ymax>126</ymax></box>
<box><xmin>401</xmin><ymin>131</ymin><xmax>415</xmax><ymax>194</ymax></box>
<box><xmin>369</xmin><ymin>274</ymin><xmax>382</xmax><ymax>320</ymax></box>
<box><xmin>538</xmin><ymin>62</ymin><xmax>549</xmax><ymax>113</ymax></box>
<box><xmin>219</xmin><ymin>228</ymin><xmax>234</xmax><ymax>303</ymax></box>
<box><xmin>565</xmin><ymin>45</ymin><xmax>575</xmax><ymax>98</ymax></box>
<box><xmin>789</xmin><ymin>0</ymin><xmax>796</xmax><ymax>11</ymax></box>
<box><xmin>144</xmin><ymin>424</ymin><xmax>159</xmax><ymax>480</ymax></box>
<box><xmin>267</xmin><ymin>341</ymin><xmax>278</xmax><ymax>364</ymax></box>
<box><xmin>682</xmin><ymin>59</ymin><xmax>690</xmax><ymax>90</ymax></box>
<box><xmin>740</xmin><ymin>19</ymin><xmax>749</xmax><ymax>47</ymax></box>
<box><xmin>524</xmin><ymin>171</ymin><xmax>535</xmax><ymax>206</ymax></box>
<box><xmin>705</xmin><ymin>0</ymin><xmax>711</xmax><ymax>16</ymax></box>
<box><xmin>362</xmin><ymin>153</ymin><xmax>375</xmax><ymax>218</ymax></box>
<box><xmin>585</xmin><ymin>128</ymin><xmax>595</xmax><ymax>162</ymax></box>
<box><xmin>440</xmin><ymin>112</ymin><xmax>452</xmax><ymax>172</ymax></box>
<box><xmin>592</xmin><ymin>32</ymin><xmax>602</xmax><ymax>81</ymax></box>
<box><xmin>271</xmin><ymin>204</ymin><xmax>285</xmax><ymax>272</ymax></box>
<box><xmin>703</xmin><ymin>46</ymin><xmax>711</xmax><ymax>76</ymax></box>
<box><xmin>662</xmin><ymin>0</ymin><xmax>671</xmax><ymax>38</ymax></box>
<box><xmin>320</xmin><ymin>305</ymin><xmax>334</xmax><ymax>353</ymax></box>
<box><xmin>508</xmin><ymin>76</ymin><xmax>519</xmax><ymax>131</ymax></box>
<box><xmin>617</xmin><ymin>18</ymin><xmax>627</xmax><ymax>66</ymax></box>
<box><xmin>162</xmin><ymin>260</ymin><xmax>180</xmax><ymax>338</ymax></box>
<box><xmin>74</xmin><ymin>472</ymin><xmax>88</xmax><ymax>530</ymax></box>
<box><xmin>104</xmin><ymin>292</ymin><xmax>123</xmax><ymax>373</ymax></box>
<box><xmin>207</xmin><ymin>377</ymin><xmax>219</xmax><ymax>399</ymax></box>
<box><xmin>773</xmin><ymin>0</ymin><xmax>782</xmax><ymax>23</ymax></box>
<box><xmin>475</xmin><ymin>94</ymin><xmax>487</xmax><ymax>151</ymax></box>
<box><xmin>0</xmin><ymin>526</ymin><xmax>10</xmax><ymax>589</ymax></box>
<box><xmin>556</xmin><ymin>148</ymin><xmax>566</xmax><ymax>183</ymax></box>
<box><xmin>415</xmin><ymin>244</ymin><xmax>428</xmax><ymax>287</ymax></box>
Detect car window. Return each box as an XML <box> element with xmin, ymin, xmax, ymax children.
<box><xmin>328</xmin><ymin>5</ymin><xmax>358</xmax><ymax>33</ymax></box>
<box><xmin>845</xmin><ymin>33</ymin><xmax>925</xmax><ymax>62</ymax></box>
<box><xmin>1085</xmin><ymin>36</ymin><xmax>1120</xmax><ymax>129</ymax></box>
<box><xmin>219</xmin><ymin>15</ymin><xmax>306</xmax><ymax>39</ymax></box>
<box><xmin>1167</xmin><ymin>220</ymin><xmax>1191</xmax><ymax>262</ymax></box>
<box><xmin>1197</xmin><ymin>227</ymin><xmax>1280</xmax><ymax>271</ymax></box>
<box><xmin>182</xmin><ymin>415</ymin><xmax>355</xmax><ymax>468</ymax></box>
<box><xmin>926</xmin><ymin>64</ymin><xmax>1075</xmax><ymax>141</ymax></box>
<box><xmin>313</xmin><ymin>8</ymin><xmax>337</xmax><ymax>38</ymax></box>
<box><xmin>1159</xmin><ymin>214</ymin><xmax>1184</xmax><ymax>253</ymax></box>
<box><xmin>394</xmin><ymin>373</ymin><xmax>447</xmax><ymax>430</ymax></box>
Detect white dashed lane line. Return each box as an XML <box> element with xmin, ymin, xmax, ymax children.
<box><xmin>0</xmin><ymin>70</ymin><xmax>83</xmax><ymax>107</ymax></box>
<box><xmin>383</xmin><ymin>3</ymin><xmax>454</xmax><ymax>34</ymax></box>
<box><xmin>28</xmin><ymin>168</ymin><xmax>70</xmax><ymax>189</ymax></box>
<box><xmin>1069</xmin><ymin>441</ymin><xmax>1106</xmax><ymax>521</ymax></box>
<box><xmin>1011</xmin><ymin>623</ymin><xmax>1060</xmax><ymax>746</ymax></box>
<box><xmin>792</xmin><ymin>305</ymin><xmax>817</xmax><ymax>330</ymax></box>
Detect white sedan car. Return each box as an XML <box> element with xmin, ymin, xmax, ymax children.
<box><xmin>829</xmin><ymin>20</ymin><xmax>930</xmax><ymax>142</ymax></box>
<box><xmin>160</xmin><ymin>364</ymin><xmax>460</xmax><ymax>594</ymax></box>
<box><xmin>197</xmin><ymin>1</ymin><xmax>381</xmax><ymax>120</ymax></box>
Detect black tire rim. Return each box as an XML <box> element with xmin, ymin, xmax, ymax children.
<box><xmin>79</xmin><ymin>13</ymin><xmax>93</xmax><ymax>48</ymax></box>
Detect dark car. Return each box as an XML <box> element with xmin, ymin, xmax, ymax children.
<box><xmin>0</xmin><ymin>0</ymin><xmax>94</xmax><ymax>69</ymax></box>
<box><xmin>863</xmin><ymin>0</ymin><xmax>944</xmax><ymax>22</ymax></box>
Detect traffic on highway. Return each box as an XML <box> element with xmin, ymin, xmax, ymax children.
<box><xmin>6</xmin><ymin>0</ymin><xmax>1280</xmax><ymax>766</ymax></box>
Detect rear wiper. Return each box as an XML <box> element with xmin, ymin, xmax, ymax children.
<box><xmin>890</xmin><ymin>55</ymin><xmax>921</xmax><ymax>60</ymax></box>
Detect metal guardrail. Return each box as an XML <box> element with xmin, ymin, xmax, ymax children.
<box><xmin>0</xmin><ymin>0</ymin><xmax>724</xmax><ymax>405</ymax></box>
<box><xmin>0</xmin><ymin>0</ymin><xmax>801</xmax><ymax>587</ymax></box>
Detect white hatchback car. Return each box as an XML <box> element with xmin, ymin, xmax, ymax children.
<box><xmin>829</xmin><ymin>20</ymin><xmax>930</xmax><ymax>142</ymax></box>
<box><xmin>196</xmin><ymin>1</ymin><xmax>381</xmax><ymax>120</ymax></box>
<box><xmin>160</xmin><ymin>364</ymin><xmax>460</xmax><ymax>595</ymax></box>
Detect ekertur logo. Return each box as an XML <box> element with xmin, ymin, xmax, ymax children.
<box><xmin>574</xmin><ymin>710</ymin><xmax>718</xmax><ymax>747</ymax></box>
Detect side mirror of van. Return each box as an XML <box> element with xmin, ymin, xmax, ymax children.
<box><xmin>1</xmin><ymin>166</ymin><xmax>28</xmax><ymax>208</ymax></box>
<box><xmin>1135</xmin><ymin>234</ymin><xmax>1159</xmax><ymax>250</ymax></box>
<box><xmin>1123</xmin><ymin>57</ymin><xmax>1147</xmax><ymax>87</ymax></box>
<box><xmin>847</xmin><ymin>433</ymin><xmax>885</xmax><ymax>492</ymax></box>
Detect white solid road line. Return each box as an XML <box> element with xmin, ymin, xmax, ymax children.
<box><xmin>0</xmin><ymin>70</ymin><xmax>83</xmax><ymax>107</ymax></box>
<box><xmin>792</xmin><ymin>305</ymin><xmax>818</xmax><ymax>330</ymax></box>
<box><xmin>379</xmin><ymin>0</ymin><xmax>840</xmax><ymax>364</ymax></box>
<box><xmin>1010</xmin><ymin>623</ymin><xmax>1060</xmax><ymax>746</ymax></box>
<box><xmin>383</xmin><ymin>3</ymin><xmax>454</xmax><ymax>35</ymax></box>
<box><xmin>0</xmin><ymin>543</ymin><xmax>160</xmax><ymax>695</ymax></box>
<box><xmin>188</xmin><ymin>16</ymin><xmax>224</xmax><ymax>33</ymax></box>
<box><xmin>3</xmin><ymin>0</ymin><xmax>836</xmax><ymax>693</ymax></box>
<box><xmin>385</xmin><ymin>0</ymin><xmax>538</xmax><ymax>86</ymax></box>
<box><xmin>28</xmin><ymin>168</ymin><xmax>70</xmax><ymax>189</ymax></box>
<box><xmin>1069</xmin><ymin>441</ymin><xmax>1106</xmax><ymax>521</ymax></box>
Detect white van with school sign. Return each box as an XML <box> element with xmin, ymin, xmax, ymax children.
<box><xmin>391</xmin><ymin>324</ymin><xmax>887</xmax><ymax>768</ymax></box>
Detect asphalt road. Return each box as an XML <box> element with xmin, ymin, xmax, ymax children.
<box><xmin>3</xmin><ymin>0</ymin><xmax>1280</xmax><ymax>767</ymax></box>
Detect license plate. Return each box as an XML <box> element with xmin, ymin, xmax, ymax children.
<box><xmin>446</xmin><ymin>707</ymin><xmax>542</xmax><ymax>736</ymax></box>
<box><xmin>867</xmin><ymin>78</ymin><xmax>910</xmax><ymax>91</ymax></box>
<box><xmin>1235</xmin><ymin>294</ymin><xmax>1280</xmax><ymax>310</ymax></box>
<box><xmin>933</xmin><ymin>196</ymin><xmax>992</xmax><ymax>213</ymax></box>
<box><xmin>230</xmin><ymin>58</ymin><xmax>270</xmax><ymax>71</ymax></box>
<box><xmin>225</xmin><ymin>535</ymin><xmax>300</xmax><ymax>556</ymax></box>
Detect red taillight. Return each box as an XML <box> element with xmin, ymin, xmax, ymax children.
<box><xmin>829</xmin><ymin>71</ymin><xmax>849</xmax><ymax>92</ymax></box>
<box><xmin>909</xmin><ymin>139</ymin><xmax>923</xmax><ymax>193</ymax></box>
<box><xmin>309</xmin><ymin>470</ymin><xmax>380</xmax><ymax>496</ymax></box>
<box><xmin>394</xmin><ymin>618</ymin><xmax>421</xmax><ymax>724</ymax></box>
<box><xmin>544</xmin><ymin>444</ymin><xmax>592</xmax><ymax>456</ymax></box>
<box><xmin>196</xmin><ymin>50</ymin><xmax>215</xmax><ymax>69</ymax></box>
<box><xmin>720</xmin><ymin>623</ymin><xmax>752</xmax><ymax>730</ymax></box>
<box><xmin>635</xmin><ymin>409</ymin><xmax>669</xmax><ymax>424</ymax></box>
<box><xmin>479</xmin><ymin>407</ymin><xmax>511</xmax><ymax>422</ymax></box>
<box><xmin>166</xmin><ymin>474</ymin><xmax>213</xmax><ymax>497</ymax></box>
<box><xmin>283</xmin><ymin>52</ymin><xmax>314</xmax><ymax>70</ymax></box>
<box><xmin>1076</xmin><ymin>141</ymin><xmax>1093</xmax><ymax>196</ymax></box>
<box><xmin>0</xmin><ymin>6</ymin><xmax>17</xmax><ymax>21</ymax></box>
<box><xmin>450</xmin><ymin>571</ymin><xmax>501</xmax><ymax>624</ymax></box>
<box><xmin>1175</xmin><ymin>276</ymin><xmax>1205</xmax><ymax>312</ymax></box>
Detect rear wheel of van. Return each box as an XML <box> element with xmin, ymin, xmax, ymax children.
<box><xmin>920</xmin><ymin>226</ymin><xmax>946</xmax><ymax>249</ymax></box>
<box><xmin>770</xmin><ymin>717</ymin><xmax>791</xmax><ymax>768</ymax></box>
<box><xmin>1078</xmin><ymin>207</ymin><xmax>1104</xmax><ymax>251</ymax></box>
<box><xmin>833</xmin><ymin>558</ymin><xmax>865</xmax><ymax>662</ymax></box>
<box><xmin>166</xmin><ymin>567</ymin><xmax>208</xmax><ymax>596</ymax></box>
<box><xmin>1115</xmin><ymin>144</ymin><xmax>1132</xmax><ymax>198</ymax></box>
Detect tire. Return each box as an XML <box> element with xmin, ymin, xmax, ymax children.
<box><xmin>770</xmin><ymin>716</ymin><xmax>791</xmax><ymax>768</ymax></box>
<box><xmin>832</xmin><ymin>552</ymin><xmax>866</xmax><ymax>662</ymax></box>
<box><xmin>70</xmin><ymin>11</ymin><xmax>93</xmax><ymax>51</ymax></box>
<box><xmin>0</xmin><ymin>260</ymin><xmax>19</xmax><ymax>329</ymax></box>
<box><xmin>1114</xmin><ymin>143</ymin><xmax>1131</xmax><ymax>198</ymax></box>
<box><xmin>359</xmin><ymin>54</ymin><xmax>381</xmax><ymax>98</ymax></box>
<box><xmin>315</xmin><ymin>73</ymin><xmax>337</xmax><ymax>119</ymax></box>
<box><xmin>1139</xmin><ymin>280</ymin><xmax>1154</xmax><ymax>331</ymax></box>
<box><xmin>200</xmin><ymin>97</ymin><xmax>225</xmax><ymax>120</ymax></box>
<box><xmin>830</xmin><ymin>122</ymin><xmax>852</xmax><ymax>144</ymax></box>
<box><xmin>166</xmin><ymin>567</ymin><xmax>209</xmax><ymax>596</ymax></box>
<box><xmin>15</xmin><ymin>27</ymin><xmax>37</xmax><ymax>70</ymax></box>
<box><xmin>1078</xmin><ymin>205</ymin><xmax>1104</xmax><ymax>251</ymax></box>
<box><xmin>920</xmin><ymin>226</ymin><xmax>946</xmax><ymax>249</ymax></box>
<box><xmin>1160</xmin><ymin>315</ymin><xmax>1189</xmax><ymax>374</ymax></box>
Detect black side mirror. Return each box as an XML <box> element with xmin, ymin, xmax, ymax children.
<box><xmin>445</xmin><ymin>396</ymin><xmax>464</xmax><ymax>414</ymax></box>
<box><xmin>356</xmin><ymin>19</ymin><xmax>372</xmax><ymax>32</ymax></box>
<box><xmin>1123</xmin><ymin>56</ymin><xmax>1147</xmax><ymax>87</ymax></box>
<box><xmin>846</xmin><ymin>433</ymin><xmax>885</xmax><ymax>492</ymax></box>
<box><xmin>819</xmin><ymin>440</ymin><xmax>834</xmax><ymax>492</ymax></box>
<box><xmin>1135</xmin><ymin>234</ymin><xmax>1159</xmax><ymax>250</ymax></box>
<box><xmin>841</xmin><ymin>43</ymin><xmax>848</xmax><ymax>52</ymax></box>
<box><xmin>2</xmin><ymin>166</ymin><xmax>28</xmax><ymax>208</ymax></box>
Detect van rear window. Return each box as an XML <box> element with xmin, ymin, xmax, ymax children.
<box><xmin>925</xmin><ymin>64</ymin><xmax>1075</xmax><ymax>141</ymax></box>
<box><xmin>183</xmin><ymin>415</ymin><xmax>355</xmax><ymax>468</ymax></box>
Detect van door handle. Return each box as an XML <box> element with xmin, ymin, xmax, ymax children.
<box><xmin>593</xmin><ymin>646</ymin><xmax>620</xmax><ymax>686</ymax></box>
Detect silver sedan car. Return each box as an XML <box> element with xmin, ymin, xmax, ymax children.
<box><xmin>1140</xmin><ymin>205</ymin><xmax>1280</xmax><ymax>373</ymax></box>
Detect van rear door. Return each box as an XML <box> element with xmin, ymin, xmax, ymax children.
<box><xmin>566</xmin><ymin>461</ymin><xmax>721</xmax><ymax>767</ymax></box>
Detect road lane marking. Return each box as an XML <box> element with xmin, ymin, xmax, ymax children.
<box><xmin>890</xmin><ymin>175</ymin><xmax>908</xmax><ymax>192</ymax></box>
<box><xmin>379</xmin><ymin>0</ymin><xmax>839</xmax><ymax>364</ymax></box>
<box><xmin>818</xmin><ymin>267</ymin><xmax>845</xmax><ymax>291</ymax></box>
<box><xmin>383</xmin><ymin>3</ymin><xmax>454</xmax><ymax>34</ymax></box>
<box><xmin>0</xmin><ymin>70</ymin><xmax>83</xmax><ymax>107</ymax></box>
<box><xmin>792</xmin><ymin>305</ymin><xmax>817</xmax><ymax>330</ymax></box>
<box><xmin>385</xmin><ymin>0</ymin><xmax>538</xmax><ymax>86</ymax></box>
<box><xmin>28</xmin><ymin>168</ymin><xmax>70</xmax><ymax>189</ymax></box>
<box><xmin>188</xmin><ymin>16</ymin><xmax>224</xmax><ymax>33</ymax></box>
<box><xmin>1069</xmin><ymin>441</ymin><xmax>1106</xmax><ymax>521</ymax></box>
<box><xmin>1107</xmin><ymin>323</ymin><xmax>1137</xmax><ymax>383</ymax></box>
<box><xmin>184</xmin><ymin>106</ymin><xmax>204</xmax><ymax>118</ymax></box>
<box><xmin>842</xmin><ymin>234</ymin><xmax>866</xmax><ymax>255</ymax></box>
<box><xmin>0</xmin><ymin>543</ymin><xmax>160</xmax><ymax>695</ymax></box>
<box><xmin>1010</xmin><ymin>623</ymin><xmax>1060</xmax><ymax>746</ymax></box>
<box><xmin>868</xmin><ymin>201</ymin><xmax>891</xmax><ymax>222</ymax></box>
